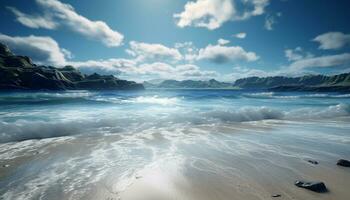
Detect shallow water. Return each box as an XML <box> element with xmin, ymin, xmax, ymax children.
<box><xmin>0</xmin><ymin>90</ymin><xmax>350</xmax><ymax>200</ymax></box>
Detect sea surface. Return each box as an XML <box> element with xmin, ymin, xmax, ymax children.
<box><xmin>0</xmin><ymin>90</ymin><xmax>350</xmax><ymax>200</ymax></box>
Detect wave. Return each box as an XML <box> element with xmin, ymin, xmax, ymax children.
<box><xmin>204</xmin><ymin>107</ymin><xmax>284</xmax><ymax>122</ymax></box>
<box><xmin>0</xmin><ymin>91</ymin><xmax>95</xmax><ymax>105</ymax></box>
<box><xmin>124</xmin><ymin>95</ymin><xmax>181</xmax><ymax>106</ymax></box>
<box><xmin>1</xmin><ymin>101</ymin><xmax>349</xmax><ymax>143</ymax></box>
<box><xmin>286</xmin><ymin>103</ymin><xmax>350</xmax><ymax>119</ymax></box>
<box><xmin>242</xmin><ymin>92</ymin><xmax>350</xmax><ymax>99</ymax></box>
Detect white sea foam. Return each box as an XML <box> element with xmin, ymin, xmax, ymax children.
<box><xmin>1</xmin><ymin>103</ymin><xmax>349</xmax><ymax>143</ymax></box>
<box><xmin>243</xmin><ymin>92</ymin><xmax>275</xmax><ymax>98</ymax></box>
<box><xmin>286</xmin><ymin>103</ymin><xmax>350</xmax><ymax>119</ymax></box>
<box><xmin>125</xmin><ymin>95</ymin><xmax>180</xmax><ymax>105</ymax></box>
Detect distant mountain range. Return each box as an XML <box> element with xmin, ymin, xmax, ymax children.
<box><xmin>0</xmin><ymin>43</ymin><xmax>144</xmax><ymax>90</ymax></box>
<box><xmin>144</xmin><ymin>79</ymin><xmax>233</xmax><ymax>89</ymax></box>
<box><xmin>233</xmin><ymin>73</ymin><xmax>350</xmax><ymax>92</ymax></box>
<box><xmin>144</xmin><ymin>73</ymin><xmax>350</xmax><ymax>92</ymax></box>
<box><xmin>2</xmin><ymin>42</ymin><xmax>349</xmax><ymax>92</ymax></box>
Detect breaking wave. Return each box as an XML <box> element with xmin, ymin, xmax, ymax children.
<box><xmin>124</xmin><ymin>95</ymin><xmax>180</xmax><ymax>105</ymax></box>
<box><xmin>204</xmin><ymin>107</ymin><xmax>284</xmax><ymax>122</ymax></box>
<box><xmin>242</xmin><ymin>92</ymin><xmax>350</xmax><ymax>99</ymax></box>
<box><xmin>1</xmin><ymin>103</ymin><xmax>349</xmax><ymax>143</ymax></box>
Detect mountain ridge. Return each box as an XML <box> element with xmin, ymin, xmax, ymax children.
<box><xmin>0</xmin><ymin>43</ymin><xmax>144</xmax><ymax>91</ymax></box>
<box><xmin>233</xmin><ymin>73</ymin><xmax>350</xmax><ymax>92</ymax></box>
<box><xmin>144</xmin><ymin>79</ymin><xmax>233</xmax><ymax>89</ymax></box>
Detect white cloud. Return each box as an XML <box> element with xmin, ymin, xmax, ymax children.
<box><xmin>174</xmin><ymin>0</ymin><xmax>270</xmax><ymax>30</ymax></box>
<box><xmin>217</xmin><ymin>38</ymin><xmax>230</xmax><ymax>45</ymax></box>
<box><xmin>0</xmin><ymin>33</ymin><xmax>68</xmax><ymax>65</ymax></box>
<box><xmin>233</xmin><ymin>32</ymin><xmax>246</xmax><ymax>39</ymax></box>
<box><xmin>237</xmin><ymin>0</ymin><xmax>270</xmax><ymax>20</ymax></box>
<box><xmin>72</xmin><ymin>60</ymin><xmax>217</xmax><ymax>80</ymax></box>
<box><xmin>264</xmin><ymin>12</ymin><xmax>281</xmax><ymax>31</ymax></box>
<box><xmin>284</xmin><ymin>47</ymin><xmax>314</xmax><ymax>61</ymax></box>
<box><xmin>69</xmin><ymin>58</ymin><xmax>137</xmax><ymax>74</ymax></box>
<box><xmin>173</xmin><ymin>0</ymin><xmax>234</xmax><ymax>30</ymax></box>
<box><xmin>288</xmin><ymin>53</ymin><xmax>350</xmax><ymax>70</ymax></box>
<box><xmin>313</xmin><ymin>32</ymin><xmax>350</xmax><ymax>50</ymax></box>
<box><xmin>6</xmin><ymin>7</ymin><xmax>57</xmax><ymax>29</ymax></box>
<box><xmin>264</xmin><ymin>15</ymin><xmax>275</xmax><ymax>30</ymax></box>
<box><xmin>227</xmin><ymin>66</ymin><xmax>273</xmax><ymax>81</ymax></box>
<box><xmin>8</xmin><ymin>0</ymin><xmax>124</xmax><ymax>47</ymax></box>
<box><xmin>127</xmin><ymin>41</ymin><xmax>183</xmax><ymax>62</ymax></box>
<box><xmin>174</xmin><ymin>42</ymin><xmax>199</xmax><ymax>62</ymax></box>
<box><xmin>137</xmin><ymin>63</ymin><xmax>218</xmax><ymax>79</ymax></box>
<box><xmin>197</xmin><ymin>43</ymin><xmax>259</xmax><ymax>63</ymax></box>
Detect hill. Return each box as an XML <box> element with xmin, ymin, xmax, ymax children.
<box><xmin>144</xmin><ymin>79</ymin><xmax>233</xmax><ymax>89</ymax></box>
<box><xmin>0</xmin><ymin>43</ymin><xmax>144</xmax><ymax>91</ymax></box>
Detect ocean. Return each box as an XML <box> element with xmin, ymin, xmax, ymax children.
<box><xmin>0</xmin><ymin>90</ymin><xmax>350</xmax><ymax>200</ymax></box>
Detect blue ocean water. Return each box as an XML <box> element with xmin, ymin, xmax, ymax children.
<box><xmin>0</xmin><ymin>90</ymin><xmax>350</xmax><ymax>199</ymax></box>
<box><xmin>1</xmin><ymin>89</ymin><xmax>350</xmax><ymax>142</ymax></box>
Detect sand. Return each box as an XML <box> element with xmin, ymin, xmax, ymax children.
<box><xmin>1</xmin><ymin>121</ymin><xmax>350</xmax><ymax>200</ymax></box>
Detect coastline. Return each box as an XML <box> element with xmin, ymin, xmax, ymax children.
<box><xmin>1</xmin><ymin>119</ymin><xmax>350</xmax><ymax>200</ymax></box>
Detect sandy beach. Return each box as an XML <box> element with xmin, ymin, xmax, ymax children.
<box><xmin>1</xmin><ymin>118</ymin><xmax>350</xmax><ymax>200</ymax></box>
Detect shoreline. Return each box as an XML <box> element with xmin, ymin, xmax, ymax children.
<box><xmin>1</xmin><ymin>119</ymin><xmax>349</xmax><ymax>200</ymax></box>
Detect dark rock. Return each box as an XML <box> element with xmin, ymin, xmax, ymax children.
<box><xmin>0</xmin><ymin>43</ymin><xmax>144</xmax><ymax>91</ymax></box>
<box><xmin>271</xmin><ymin>194</ymin><xmax>281</xmax><ymax>197</ymax></box>
<box><xmin>307</xmin><ymin>159</ymin><xmax>319</xmax><ymax>165</ymax></box>
<box><xmin>337</xmin><ymin>159</ymin><xmax>350</xmax><ymax>167</ymax></box>
<box><xmin>2</xmin><ymin>164</ymin><xmax>10</xmax><ymax>168</ymax></box>
<box><xmin>295</xmin><ymin>180</ymin><xmax>327</xmax><ymax>193</ymax></box>
<box><xmin>135</xmin><ymin>175</ymin><xmax>142</xmax><ymax>179</ymax></box>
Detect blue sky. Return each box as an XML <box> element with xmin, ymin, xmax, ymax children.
<box><xmin>1</xmin><ymin>0</ymin><xmax>350</xmax><ymax>82</ymax></box>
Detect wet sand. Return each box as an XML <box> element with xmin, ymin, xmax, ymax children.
<box><xmin>1</xmin><ymin>120</ymin><xmax>350</xmax><ymax>200</ymax></box>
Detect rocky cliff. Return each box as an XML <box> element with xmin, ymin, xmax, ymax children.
<box><xmin>0</xmin><ymin>43</ymin><xmax>144</xmax><ymax>90</ymax></box>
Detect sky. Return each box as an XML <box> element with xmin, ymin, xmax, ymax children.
<box><xmin>0</xmin><ymin>0</ymin><xmax>350</xmax><ymax>82</ymax></box>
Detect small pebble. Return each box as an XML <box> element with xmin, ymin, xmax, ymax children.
<box><xmin>135</xmin><ymin>175</ymin><xmax>142</xmax><ymax>179</ymax></box>
<box><xmin>307</xmin><ymin>159</ymin><xmax>319</xmax><ymax>165</ymax></box>
<box><xmin>337</xmin><ymin>159</ymin><xmax>350</xmax><ymax>167</ymax></box>
<box><xmin>272</xmin><ymin>194</ymin><xmax>281</xmax><ymax>198</ymax></box>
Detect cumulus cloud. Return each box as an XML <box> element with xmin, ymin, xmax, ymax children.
<box><xmin>0</xmin><ymin>33</ymin><xmax>68</xmax><ymax>65</ymax></box>
<box><xmin>227</xmin><ymin>66</ymin><xmax>274</xmax><ymax>81</ymax></box>
<box><xmin>217</xmin><ymin>38</ymin><xmax>230</xmax><ymax>45</ymax></box>
<box><xmin>137</xmin><ymin>63</ymin><xmax>218</xmax><ymax>79</ymax></box>
<box><xmin>71</xmin><ymin>60</ymin><xmax>217</xmax><ymax>80</ymax></box>
<box><xmin>173</xmin><ymin>0</ymin><xmax>234</xmax><ymax>30</ymax></box>
<box><xmin>68</xmin><ymin>59</ymin><xmax>137</xmax><ymax>74</ymax></box>
<box><xmin>237</xmin><ymin>0</ymin><xmax>270</xmax><ymax>20</ymax></box>
<box><xmin>313</xmin><ymin>32</ymin><xmax>350</xmax><ymax>50</ymax></box>
<box><xmin>174</xmin><ymin>0</ymin><xmax>270</xmax><ymax>30</ymax></box>
<box><xmin>284</xmin><ymin>47</ymin><xmax>313</xmax><ymax>61</ymax></box>
<box><xmin>127</xmin><ymin>41</ymin><xmax>183</xmax><ymax>62</ymax></box>
<box><xmin>233</xmin><ymin>32</ymin><xmax>247</xmax><ymax>39</ymax></box>
<box><xmin>8</xmin><ymin>0</ymin><xmax>123</xmax><ymax>47</ymax></box>
<box><xmin>174</xmin><ymin>42</ymin><xmax>199</xmax><ymax>62</ymax></box>
<box><xmin>288</xmin><ymin>53</ymin><xmax>350</xmax><ymax>70</ymax></box>
<box><xmin>197</xmin><ymin>43</ymin><xmax>259</xmax><ymax>63</ymax></box>
<box><xmin>6</xmin><ymin>7</ymin><xmax>57</xmax><ymax>29</ymax></box>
